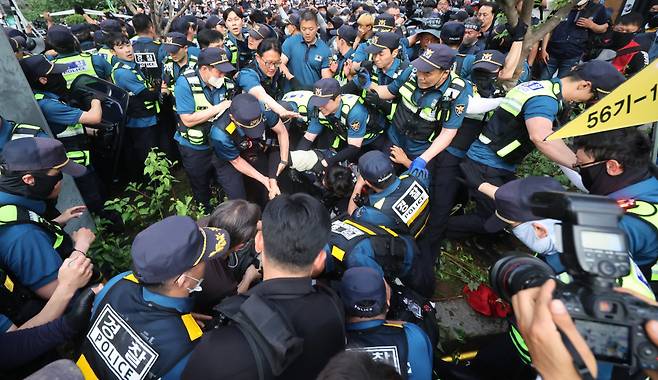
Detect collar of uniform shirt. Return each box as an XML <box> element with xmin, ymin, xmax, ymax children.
<box><xmin>304</xmin><ymin>34</ymin><xmax>319</xmax><ymax>47</ymax></box>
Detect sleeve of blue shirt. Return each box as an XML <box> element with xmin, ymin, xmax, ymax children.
<box><xmin>523</xmin><ymin>95</ymin><xmax>558</xmax><ymax>121</ymax></box>
<box><xmin>2</xmin><ymin>226</ymin><xmax>61</xmax><ymax>291</ymax></box>
<box><xmin>352</xmin><ymin>43</ymin><xmax>368</xmax><ymax>63</ymax></box>
<box><xmin>620</xmin><ymin>216</ymin><xmax>656</xmax><ymax>266</ymax></box>
<box><xmin>460</xmin><ymin>55</ymin><xmax>475</xmax><ymax>80</ymax></box>
<box><xmin>282</xmin><ymin>36</ymin><xmax>293</xmax><ymax>58</ymax></box>
<box><xmin>38</xmin><ymin>100</ymin><xmax>83</xmax><ymax>135</ymax></box>
<box><xmin>263</xmin><ymin>107</ymin><xmax>281</xmax><ymax>128</ymax></box>
<box><xmin>443</xmin><ymin>80</ymin><xmax>472</xmax><ymax>129</ymax></box>
<box><xmin>344</xmin><ymin>240</ymin><xmax>385</xmax><ymax>276</ymax></box>
<box><xmin>404</xmin><ymin>322</ymin><xmax>433</xmax><ymax>380</ymax></box>
<box><xmin>346</xmin><ymin>106</ymin><xmax>368</xmax><ymax>140</ymax></box>
<box><xmin>307</xmin><ymin>106</ymin><xmax>324</xmax><ymax>135</ymax></box>
<box><xmin>114</xmin><ymin>68</ymin><xmax>148</xmax><ymax>95</ymax></box>
<box><xmin>387</xmin><ymin>67</ymin><xmax>414</xmax><ymax>95</ymax></box>
<box><xmin>163</xmin><ymin>352</ymin><xmax>192</xmax><ymax>380</ymax></box>
<box><xmin>91</xmin><ymin>55</ymin><xmax>112</xmax><ymax>80</ymax></box>
<box><xmin>320</xmin><ymin>45</ymin><xmax>331</xmax><ymax>70</ymax></box>
<box><xmin>237</xmin><ymin>69</ymin><xmax>262</xmax><ymax>93</ymax></box>
<box><xmin>174</xmin><ymin>77</ymin><xmax>196</xmax><ymax>115</ymax></box>
<box><xmin>210</xmin><ymin>129</ymin><xmax>240</xmax><ymax>161</ymax></box>
<box><xmin>0</xmin><ymin>314</ymin><xmax>12</xmax><ymax>332</ymax></box>
<box><xmin>403</xmin><ymin>170</ymin><xmax>430</xmax><ymax>188</ymax></box>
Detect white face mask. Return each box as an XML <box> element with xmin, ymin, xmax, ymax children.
<box><xmin>183</xmin><ymin>274</ymin><xmax>204</xmax><ymax>293</ymax></box>
<box><xmin>207</xmin><ymin>75</ymin><xmax>225</xmax><ymax>89</ymax></box>
<box><xmin>512</xmin><ymin>219</ymin><xmax>560</xmax><ymax>256</ymax></box>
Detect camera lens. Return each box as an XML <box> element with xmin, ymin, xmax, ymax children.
<box><xmin>490</xmin><ymin>253</ymin><xmax>556</xmax><ymax>302</ymax></box>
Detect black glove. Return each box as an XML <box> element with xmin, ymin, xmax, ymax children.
<box><xmin>506</xmin><ymin>20</ymin><xmax>528</xmax><ymax>42</ymax></box>
<box><xmin>364</xmin><ymin>90</ymin><xmax>392</xmax><ymax>115</ymax></box>
<box><xmin>74</xmin><ymin>5</ymin><xmax>85</xmax><ymax>15</ymax></box>
<box><xmin>310</xmin><ymin>150</ymin><xmax>326</xmax><ymax>176</ymax></box>
<box><xmin>62</xmin><ymin>288</ymin><xmax>96</xmax><ymax>335</ymax></box>
<box><xmin>459</xmin><ymin>160</ymin><xmax>485</xmax><ymax>190</ymax></box>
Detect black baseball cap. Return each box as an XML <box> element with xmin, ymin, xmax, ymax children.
<box><xmin>441</xmin><ymin>21</ymin><xmax>465</xmax><ymax>44</ymax></box>
<box><xmin>373</xmin><ymin>14</ymin><xmax>396</xmax><ymax>32</ymax></box>
<box><xmin>172</xmin><ymin>15</ymin><xmax>198</xmax><ymax>34</ymax></box>
<box><xmin>330</xmin><ymin>15</ymin><xmax>344</xmax><ymax>30</ymax></box>
<box><xmin>464</xmin><ymin>17</ymin><xmax>482</xmax><ymax>31</ymax></box>
<box><xmin>20</xmin><ymin>55</ymin><xmax>68</xmax><ymax>81</ymax></box>
<box><xmin>412</xmin><ymin>43</ymin><xmax>456</xmax><ymax>72</ymax></box>
<box><xmin>340</xmin><ymin>267</ymin><xmax>387</xmax><ymax>317</ymax></box>
<box><xmin>286</xmin><ymin>13</ymin><xmax>301</xmax><ymax>28</ymax></box>
<box><xmin>197</xmin><ymin>47</ymin><xmax>235</xmax><ymax>73</ymax></box>
<box><xmin>484</xmin><ymin>176</ymin><xmax>564</xmax><ymax>233</ymax></box>
<box><xmin>46</xmin><ymin>25</ymin><xmax>75</xmax><ymax>48</ymax></box>
<box><xmin>309</xmin><ymin>78</ymin><xmax>341</xmax><ymax>107</ymax></box>
<box><xmin>451</xmin><ymin>10</ymin><xmax>469</xmax><ymax>22</ymax></box>
<box><xmin>229</xmin><ymin>93</ymin><xmax>265</xmax><ymax>138</ymax></box>
<box><xmin>2</xmin><ymin>137</ymin><xmax>87</xmax><ymax>177</ymax></box>
<box><xmin>332</xmin><ymin>25</ymin><xmax>357</xmax><ymax>45</ymax></box>
<box><xmin>162</xmin><ymin>32</ymin><xmax>195</xmax><ymax>54</ymax></box>
<box><xmin>131</xmin><ymin>215</ymin><xmax>231</xmax><ymax>283</ymax></box>
<box><xmin>570</xmin><ymin>61</ymin><xmax>626</xmax><ymax>98</ymax></box>
<box><xmin>206</xmin><ymin>15</ymin><xmax>222</xmax><ymax>29</ymax></box>
<box><xmin>100</xmin><ymin>19</ymin><xmax>122</xmax><ymax>33</ymax></box>
<box><xmin>248</xmin><ymin>24</ymin><xmax>272</xmax><ymax>40</ymax></box>
<box><xmin>358</xmin><ymin>151</ymin><xmax>394</xmax><ymax>186</ymax></box>
<box><xmin>473</xmin><ymin>50</ymin><xmax>506</xmax><ymax>72</ymax></box>
<box><xmin>365</xmin><ymin>32</ymin><xmax>400</xmax><ymax>54</ymax></box>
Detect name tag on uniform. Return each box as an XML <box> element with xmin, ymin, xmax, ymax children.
<box><xmin>87</xmin><ymin>304</ymin><xmax>159</xmax><ymax>380</ymax></box>
<box><xmin>520</xmin><ymin>82</ymin><xmax>544</xmax><ymax>92</ymax></box>
<box><xmin>331</xmin><ymin>220</ymin><xmax>365</xmax><ymax>240</ymax></box>
<box><xmin>392</xmin><ymin>182</ymin><xmax>429</xmax><ymax>225</ymax></box>
<box><xmin>347</xmin><ymin>346</ymin><xmax>402</xmax><ymax>374</ymax></box>
<box><xmin>134</xmin><ymin>52</ymin><xmax>158</xmax><ymax>68</ymax></box>
<box><xmin>64</xmin><ymin>59</ymin><xmax>90</xmax><ymax>75</ymax></box>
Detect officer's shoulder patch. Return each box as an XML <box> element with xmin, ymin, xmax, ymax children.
<box><xmin>351</xmin><ymin>121</ymin><xmax>361</xmax><ymax>131</ymax></box>
<box><xmin>454</xmin><ymin>104</ymin><xmax>465</xmax><ymax>116</ymax></box>
<box><xmin>521</xmin><ymin>82</ymin><xmax>544</xmax><ymax>91</ymax></box>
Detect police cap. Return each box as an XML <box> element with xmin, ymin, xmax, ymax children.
<box><xmin>331</xmin><ymin>25</ymin><xmax>357</xmax><ymax>45</ymax></box>
<box><xmin>20</xmin><ymin>54</ymin><xmax>68</xmax><ymax>81</ymax></box>
<box><xmin>229</xmin><ymin>93</ymin><xmax>265</xmax><ymax>138</ymax></box>
<box><xmin>365</xmin><ymin>32</ymin><xmax>400</xmax><ymax>54</ymax></box>
<box><xmin>198</xmin><ymin>47</ymin><xmax>236</xmax><ymax>73</ymax></box>
<box><xmin>570</xmin><ymin>61</ymin><xmax>626</xmax><ymax>98</ymax></box>
<box><xmin>309</xmin><ymin>78</ymin><xmax>341</xmax><ymax>108</ymax></box>
<box><xmin>473</xmin><ymin>49</ymin><xmax>506</xmax><ymax>73</ymax></box>
<box><xmin>484</xmin><ymin>176</ymin><xmax>564</xmax><ymax>233</ymax></box>
<box><xmin>248</xmin><ymin>23</ymin><xmax>273</xmax><ymax>40</ymax></box>
<box><xmin>340</xmin><ymin>267</ymin><xmax>387</xmax><ymax>317</ymax></box>
<box><xmin>132</xmin><ymin>216</ymin><xmax>231</xmax><ymax>283</ymax></box>
<box><xmin>99</xmin><ymin>19</ymin><xmax>122</xmax><ymax>33</ymax></box>
<box><xmin>412</xmin><ymin>43</ymin><xmax>456</xmax><ymax>72</ymax></box>
<box><xmin>2</xmin><ymin>137</ymin><xmax>87</xmax><ymax>177</ymax></box>
<box><xmin>206</xmin><ymin>15</ymin><xmax>222</xmax><ymax>29</ymax></box>
<box><xmin>358</xmin><ymin>151</ymin><xmax>394</xmax><ymax>187</ymax></box>
<box><xmin>441</xmin><ymin>21</ymin><xmax>465</xmax><ymax>45</ymax></box>
<box><xmin>373</xmin><ymin>13</ymin><xmax>396</xmax><ymax>32</ymax></box>
<box><xmin>46</xmin><ymin>25</ymin><xmax>75</xmax><ymax>48</ymax></box>
<box><xmin>162</xmin><ymin>32</ymin><xmax>195</xmax><ymax>54</ymax></box>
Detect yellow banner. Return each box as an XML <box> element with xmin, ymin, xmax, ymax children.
<box><xmin>547</xmin><ymin>61</ymin><xmax>658</xmax><ymax>141</ymax></box>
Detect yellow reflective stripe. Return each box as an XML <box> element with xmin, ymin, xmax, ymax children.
<box><xmin>496</xmin><ymin>140</ymin><xmax>522</xmax><ymax>157</ymax></box>
<box><xmin>181</xmin><ymin>313</ymin><xmax>203</xmax><ymax>341</ymax></box>
<box><xmin>331</xmin><ymin>246</ymin><xmax>346</xmax><ymax>261</ymax></box>
<box><xmin>382</xmin><ymin>322</ymin><xmax>403</xmax><ymax>328</ymax></box>
<box><xmin>4</xmin><ymin>275</ymin><xmax>14</xmax><ymax>292</ymax></box>
<box><xmin>77</xmin><ymin>354</ymin><xmax>100</xmax><ymax>380</ymax></box>
<box><xmin>66</xmin><ymin>151</ymin><xmax>91</xmax><ymax>166</ymax></box>
<box><xmin>509</xmin><ymin>325</ymin><xmax>532</xmax><ymax>363</ymax></box>
<box><xmin>123</xmin><ymin>273</ymin><xmax>139</xmax><ymax>283</ymax></box>
<box><xmin>478</xmin><ymin>134</ymin><xmax>491</xmax><ymax>144</ymax></box>
<box><xmin>406</xmin><ymin>197</ymin><xmax>429</xmax><ymax>226</ymax></box>
<box><xmin>343</xmin><ymin>219</ymin><xmax>376</xmax><ymax>235</ymax></box>
<box><xmin>0</xmin><ymin>205</ymin><xmax>19</xmax><ymax>225</ymax></box>
<box><xmin>378</xmin><ymin>225</ymin><xmax>399</xmax><ymax>237</ymax></box>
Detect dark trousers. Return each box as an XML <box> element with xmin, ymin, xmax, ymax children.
<box><xmin>157</xmin><ymin>97</ymin><xmax>181</xmax><ymax>163</ymax></box>
<box><xmin>213</xmin><ymin>159</ymin><xmax>247</xmax><ymax>201</ymax></box>
<box><xmin>402</xmin><ymin>243</ymin><xmax>437</xmax><ymax>298</ymax></box>
<box><xmin>445</xmin><ymin>158</ymin><xmax>516</xmax><ymax>239</ymax></box>
<box><xmin>178</xmin><ymin>144</ymin><xmax>216</xmax><ymax>209</ymax></box>
<box><xmin>417</xmin><ymin>151</ymin><xmax>463</xmax><ymax>263</ymax></box>
<box><xmin>121</xmin><ymin>126</ymin><xmax>157</xmax><ymax>182</ymax></box>
<box><xmin>74</xmin><ymin>167</ymin><xmax>105</xmax><ymax>214</ymax></box>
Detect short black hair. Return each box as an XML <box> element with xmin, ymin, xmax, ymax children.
<box><xmin>208</xmin><ymin>200</ymin><xmax>261</xmax><ymax>248</ymax></box>
<box><xmin>617</xmin><ymin>12</ymin><xmax>644</xmax><ymax>28</ymax></box>
<box><xmin>317</xmin><ymin>351</ymin><xmax>402</xmax><ymax>380</ymax></box>
<box><xmin>223</xmin><ymin>7</ymin><xmax>244</xmax><ymax>21</ymax></box>
<box><xmin>573</xmin><ymin>128</ymin><xmax>651</xmax><ymax>169</ymax></box>
<box><xmin>299</xmin><ymin>9</ymin><xmax>319</xmax><ymax>24</ymax></box>
<box><xmin>107</xmin><ymin>33</ymin><xmax>130</xmax><ymax>49</ymax></box>
<box><xmin>197</xmin><ymin>28</ymin><xmax>224</xmax><ymax>49</ymax></box>
<box><xmin>478</xmin><ymin>1</ymin><xmax>499</xmax><ymax>14</ymax></box>
<box><xmin>256</xmin><ymin>38</ymin><xmax>282</xmax><ymax>56</ymax></box>
<box><xmin>132</xmin><ymin>13</ymin><xmax>153</xmax><ymax>34</ymax></box>
<box><xmin>324</xmin><ymin>165</ymin><xmax>354</xmax><ymax>198</ymax></box>
<box><xmin>261</xmin><ymin>193</ymin><xmax>330</xmax><ymax>269</ymax></box>
<box><xmin>250</xmin><ymin>9</ymin><xmax>266</xmax><ymax>24</ymax></box>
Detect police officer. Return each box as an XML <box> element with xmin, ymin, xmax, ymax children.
<box><xmin>182</xmin><ymin>194</ymin><xmax>345</xmax><ymax>380</ymax></box>
<box><xmin>330</xmin><ymin>25</ymin><xmax>357</xmax><ymax>86</ymax></box>
<box><xmin>449</xmin><ymin>61</ymin><xmax>624</xmax><ymax>237</ymax></box>
<box><xmin>47</xmin><ymin>25</ymin><xmax>112</xmax><ymax>87</ymax></box>
<box><xmin>340</xmin><ymin>267</ymin><xmax>433</xmax><ymax>380</ymax></box>
<box><xmin>20</xmin><ymin>55</ymin><xmax>106</xmax><ymax>213</ymax></box>
<box><xmin>0</xmin><ymin>138</ymin><xmax>95</xmax><ymax>308</ymax></box>
<box><xmin>76</xmin><ymin>216</ymin><xmax>231</xmax><ymax>380</ymax></box>
<box><xmin>0</xmin><ymin>114</ymin><xmax>47</xmax><ymax>153</ymax></box>
<box><xmin>131</xmin><ymin>14</ymin><xmax>165</xmax><ymax>91</ymax></box>
<box><xmin>162</xmin><ymin>32</ymin><xmax>201</xmax><ymax>97</ymax></box>
<box><xmin>348</xmin><ymin>32</ymin><xmax>410</xmax><ymax>124</ymax></box>
<box><xmin>348</xmin><ymin>151</ymin><xmax>430</xmax><ymax>238</ymax></box>
<box><xmin>174</xmin><ymin>48</ymin><xmax>235</xmax><ymax>210</ymax></box>
<box><xmin>210</xmin><ymin>93</ymin><xmax>289</xmax><ymax>204</ymax></box>
<box><xmin>367</xmin><ymin>43</ymin><xmax>471</xmax><ymax>267</ymax></box>
<box><xmin>110</xmin><ymin>34</ymin><xmax>160</xmax><ymax>182</ymax></box>
<box><xmin>223</xmin><ymin>7</ymin><xmax>252</xmax><ymax>69</ymax></box>
<box><xmin>96</xmin><ymin>19</ymin><xmax>125</xmax><ymax>65</ymax></box>
<box><xmin>349</xmin><ymin>14</ymin><xmax>399</xmax><ymax>74</ymax></box>
<box><xmin>300</xmin><ymin>78</ymin><xmax>385</xmax><ymax>166</ymax></box>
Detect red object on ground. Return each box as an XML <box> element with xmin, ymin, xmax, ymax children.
<box><xmin>463</xmin><ymin>283</ymin><xmax>511</xmax><ymax>318</ymax></box>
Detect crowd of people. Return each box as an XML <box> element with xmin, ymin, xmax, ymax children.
<box><xmin>1</xmin><ymin>0</ymin><xmax>658</xmax><ymax>378</ymax></box>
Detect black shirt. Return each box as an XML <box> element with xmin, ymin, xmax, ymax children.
<box><xmin>182</xmin><ymin>277</ymin><xmax>345</xmax><ymax>380</ymax></box>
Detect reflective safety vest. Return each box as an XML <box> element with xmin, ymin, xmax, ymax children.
<box><xmin>370</xmin><ymin>174</ymin><xmax>430</xmax><ymax>238</ymax></box>
<box><xmin>281</xmin><ymin>90</ymin><xmax>313</xmax><ymax>123</ymax></box>
<box><xmin>9</xmin><ymin>122</ymin><xmax>43</xmax><ymax>140</ymax></box>
<box><xmin>478</xmin><ymin>80</ymin><xmax>561</xmax><ymax>164</ymax></box>
<box><xmin>52</xmin><ymin>53</ymin><xmax>98</xmax><ymax>88</ymax></box>
<box><xmin>623</xmin><ymin>199</ymin><xmax>658</xmax><ymax>281</ymax></box>
<box><xmin>0</xmin><ymin>204</ymin><xmax>65</xmax><ymax>250</ymax></box>
<box><xmin>177</xmin><ymin>68</ymin><xmax>236</xmax><ymax>146</ymax></box>
<box><xmin>0</xmin><ymin>266</ymin><xmax>44</xmax><ymax>327</ymax></box>
<box><xmin>132</xmin><ymin>39</ymin><xmax>162</xmax><ymax>88</ymax></box>
<box><xmin>97</xmin><ymin>47</ymin><xmax>115</xmax><ymax>66</ymax></box>
<box><xmin>393</xmin><ymin>72</ymin><xmax>466</xmax><ymax>142</ymax></box>
<box><xmin>163</xmin><ymin>55</ymin><xmax>198</xmax><ymax>94</ymax></box>
<box><xmin>76</xmin><ymin>273</ymin><xmax>203</xmax><ymax>380</ymax></box>
<box><xmin>346</xmin><ymin>321</ymin><xmax>410</xmax><ymax>376</ymax></box>
<box><xmin>34</xmin><ymin>93</ymin><xmax>90</xmax><ymax>166</ymax></box>
<box><xmin>111</xmin><ymin>62</ymin><xmax>160</xmax><ymax>117</ymax></box>
<box><xmin>225</xmin><ymin>37</ymin><xmax>239</xmax><ymax>65</ymax></box>
<box><xmin>317</xmin><ymin>94</ymin><xmax>383</xmax><ymax>147</ymax></box>
<box><xmin>360</xmin><ymin>61</ymin><xmax>408</xmax><ymax>122</ymax></box>
<box><xmin>329</xmin><ymin>218</ymin><xmax>410</xmax><ymax>278</ymax></box>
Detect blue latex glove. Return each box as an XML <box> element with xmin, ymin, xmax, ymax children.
<box><xmin>353</xmin><ymin>69</ymin><xmax>371</xmax><ymax>90</ymax></box>
<box><xmin>409</xmin><ymin>157</ymin><xmax>428</xmax><ymax>178</ymax></box>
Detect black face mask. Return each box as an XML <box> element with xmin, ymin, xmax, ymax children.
<box><xmin>649</xmin><ymin>12</ymin><xmax>658</xmax><ymax>28</ymax></box>
<box><xmin>610</xmin><ymin>30</ymin><xmax>635</xmax><ymax>50</ymax></box>
<box><xmin>580</xmin><ymin>162</ymin><xmax>650</xmax><ymax>195</ymax></box>
<box><xmin>45</xmin><ymin>74</ymin><xmax>69</xmax><ymax>97</ymax></box>
<box><xmin>471</xmin><ymin>70</ymin><xmax>498</xmax><ymax>98</ymax></box>
<box><xmin>27</xmin><ymin>171</ymin><xmax>63</xmax><ymax>200</ymax></box>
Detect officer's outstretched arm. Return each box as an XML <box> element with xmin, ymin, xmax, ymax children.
<box><xmin>527</xmin><ymin>117</ymin><xmax>577</xmax><ymax>168</ymax></box>
<box><xmin>369</xmin><ymin>84</ymin><xmax>396</xmax><ymax>100</ymax></box>
<box><xmin>419</xmin><ymin>128</ymin><xmax>458</xmax><ymax>163</ymax></box>
<box><xmin>230</xmin><ymin>156</ymin><xmax>271</xmax><ymax>191</ymax></box>
<box><xmin>272</xmin><ymin>121</ymin><xmax>290</xmax><ymax>176</ymax></box>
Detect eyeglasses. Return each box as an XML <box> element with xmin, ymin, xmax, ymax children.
<box><xmin>572</xmin><ymin>160</ymin><xmax>607</xmax><ymax>172</ymax></box>
<box><xmin>260</xmin><ymin>59</ymin><xmax>282</xmax><ymax>68</ymax></box>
